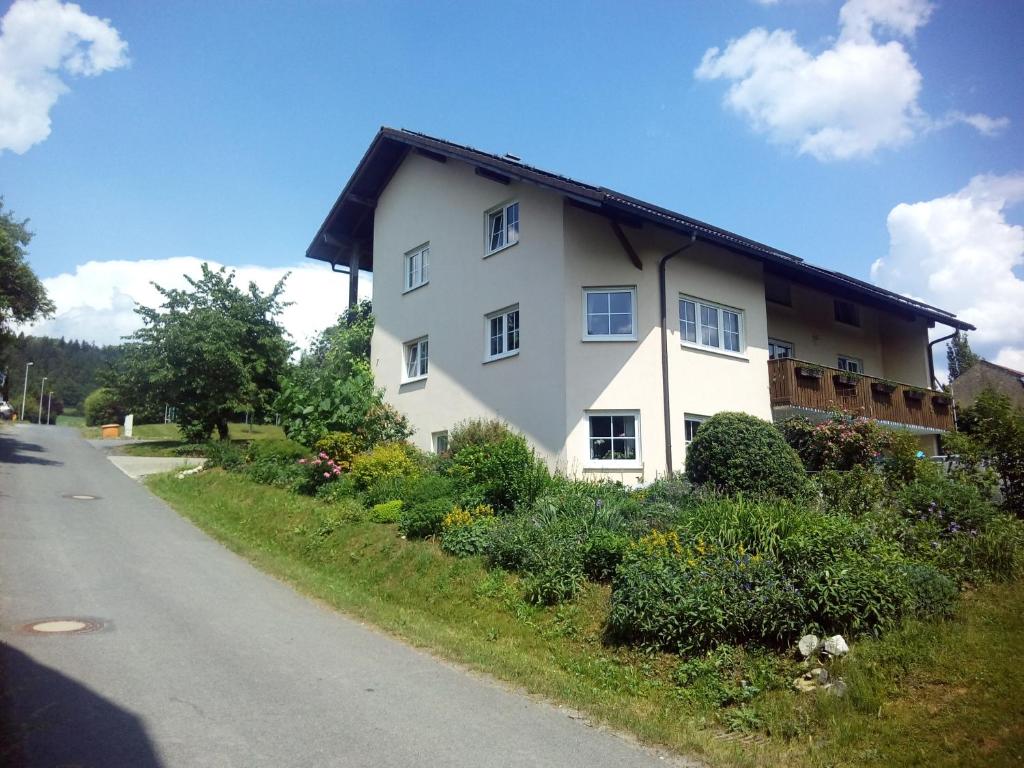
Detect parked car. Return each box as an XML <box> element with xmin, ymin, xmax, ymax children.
<box><xmin>0</xmin><ymin>400</ymin><xmax>13</xmax><ymax>419</ymax></box>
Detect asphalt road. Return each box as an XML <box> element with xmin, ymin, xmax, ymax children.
<box><xmin>0</xmin><ymin>425</ymin><xmax>688</xmax><ymax>768</ymax></box>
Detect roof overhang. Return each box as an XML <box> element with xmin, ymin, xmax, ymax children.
<box><xmin>306</xmin><ymin>127</ymin><xmax>974</xmax><ymax>332</ymax></box>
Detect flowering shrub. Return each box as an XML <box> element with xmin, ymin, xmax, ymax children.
<box><xmin>295</xmin><ymin>450</ymin><xmax>346</xmax><ymax>495</ymax></box>
<box><xmin>780</xmin><ymin>413</ymin><xmax>891</xmax><ymax>472</ymax></box>
<box><xmin>440</xmin><ymin>504</ymin><xmax>496</xmax><ymax>557</ymax></box>
<box><xmin>312</xmin><ymin>431</ymin><xmax>361</xmax><ymax>471</ymax></box>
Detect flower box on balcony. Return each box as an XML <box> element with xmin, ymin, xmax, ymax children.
<box><xmin>832</xmin><ymin>372</ymin><xmax>861</xmax><ymax>387</ymax></box>
<box><xmin>796</xmin><ymin>365</ymin><xmax>824</xmax><ymax>379</ymax></box>
<box><xmin>871</xmin><ymin>380</ymin><xmax>898</xmax><ymax>395</ymax></box>
<box><xmin>932</xmin><ymin>394</ymin><xmax>951</xmax><ymax>407</ymax></box>
<box><xmin>904</xmin><ymin>388</ymin><xmax>927</xmax><ymax>401</ymax></box>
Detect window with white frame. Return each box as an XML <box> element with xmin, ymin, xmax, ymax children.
<box><xmin>432</xmin><ymin>431</ymin><xmax>449</xmax><ymax>454</ymax></box>
<box><xmin>587</xmin><ymin>412</ymin><xmax>640</xmax><ymax>464</ymax></box>
<box><xmin>583</xmin><ymin>287</ymin><xmax>636</xmax><ymax>341</ymax></box>
<box><xmin>768</xmin><ymin>338</ymin><xmax>794</xmax><ymax>360</ymax></box>
<box><xmin>837</xmin><ymin>355</ymin><xmax>863</xmax><ymax>374</ymax></box>
<box><xmin>679</xmin><ymin>296</ymin><xmax>744</xmax><ymax>354</ymax></box>
<box><xmin>404</xmin><ymin>243</ymin><xmax>429</xmax><ymax>292</ymax></box>
<box><xmin>683</xmin><ymin>414</ymin><xmax>708</xmax><ymax>448</ymax></box>
<box><xmin>403</xmin><ymin>337</ymin><xmax>428</xmax><ymax>381</ymax></box>
<box><xmin>485</xmin><ymin>201</ymin><xmax>519</xmax><ymax>255</ymax></box>
<box><xmin>485</xmin><ymin>305</ymin><xmax>520</xmax><ymax>361</ymax></box>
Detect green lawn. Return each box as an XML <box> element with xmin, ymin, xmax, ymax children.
<box><xmin>81</xmin><ymin>421</ymin><xmax>284</xmax><ymax>448</ymax></box>
<box><xmin>149</xmin><ymin>470</ymin><xmax>1024</xmax><ymax>768</ymax></box>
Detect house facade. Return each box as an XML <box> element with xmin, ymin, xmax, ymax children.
<box><xmin>307</xmin><ymin>129</ymin><xmax>972</xmax><ymax>482</ymax></box>
<box><xmin>952</xmin><ymin>360</ymin><xmax>1024</xmax><ymax>410</ymax></box>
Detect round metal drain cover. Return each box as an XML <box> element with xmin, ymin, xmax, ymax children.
<box><xmin>20</xmin><ymin>618</ymin><xmax>105</xmax><ymax>635</ymax></box>
<box><xmin>62</xmin><ymin>494</ymin><xmax>99</xmax><ymax>501</ymax></box>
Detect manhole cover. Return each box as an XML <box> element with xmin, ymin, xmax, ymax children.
<box><xmin>62</xmin><ymin>494</ymin><xmax>99</xmax><ymax>501</ymax></box>
<box><xmin>19</xmin><ymin>618</ymin><xmax>105</xmax><ymax>635</ymax></box>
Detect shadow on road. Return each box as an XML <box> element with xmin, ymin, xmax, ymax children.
<box><xmin>0</xmin><ymin>432</ymin><xmax>63</xmax><ymax>467</ymax></box>
<box><xmin>0</xmin><ymin>642</ymin><xmax>162</xmax><ymax>767</ymax></box>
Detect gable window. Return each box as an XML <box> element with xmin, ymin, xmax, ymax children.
<box><xmin>837</xmin><ymin>355</ymin><xmax>863</xmax><ymax>374</ymax></box>
<box><xmin>587</xmin><ymin>411</ymin><xmax>640</xmax><ymax>466</ymax></box>
<box><xmin>432</xmin><ymin>431</ymin><xmax>449</xmax><ymax>454</ymax></box>
<box><xmin>486</xmin><ymin>201</ymin><xmax>519</xmax><ymax>255</ymax></box>
<box><xmin>834</xmin><ymin>299</ymin><xmax>860</xmax><ymax>327</ymax></box>
<box><xmin>403</xmin><ymin>337</ymin><xmax>429</xmax><ymax>381</ymax></box>
<box><xmin>679</xmin><ymin>296</ymin><xmax>744</xmax><ymax>354</ymax></box>
<box><xmin>485</xmin><ymin>305</ymin><xmax>520</xmax><ymax>361</ymax></box>
<box><xmin>768</xmin><ymin>338</ymin><xmax>794</xmax><ymax>360</ymax></box>
<box><xmin>683</xmin><ymin>414</ymin><xmax>708</xmax><ymax>448</ymax></box>
<box><xmin>583</xmin><ymin>287</ymin><xmax>637</xmax><ymax>341</ymax></box>
<box><xmin>404</xmin><ymin>244</ymin><xmax>429</xmax><ymax>292</ymax></box>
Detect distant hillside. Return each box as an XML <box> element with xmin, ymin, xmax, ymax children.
<box><xmin>1</xmin><ymin>334</ymin><xmax>122</xmax><ymax>409</ymax></box>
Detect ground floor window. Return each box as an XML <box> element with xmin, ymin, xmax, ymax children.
<box><xmin>587</xmin><ymin>411</ymin><xmax>639</xmax><ymax>464</ymax></box>
<box><xmin>432</xmin><ymin>431</ymin><xmax>449</xmax><ymax>454</ymax></box>
<box><xmin>683</xmin><ymin>414</ymin><xmax>708</xmax><ymax>448</ymax></box>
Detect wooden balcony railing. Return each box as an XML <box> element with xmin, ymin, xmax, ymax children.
<box><xmin>768</xmin><ymin>357</ymin><xmax>954</xmax><ymax>432</ymax></box>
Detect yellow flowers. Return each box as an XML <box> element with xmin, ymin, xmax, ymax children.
<box><xmin>633</xmin><ymin>529</ymin><xmax>684</xmax><ymax>558</ymax></box>
<box><xmin>442</xmin><ymin>503</ymin><xmax>495</xmax><ymax>531</ymax></box>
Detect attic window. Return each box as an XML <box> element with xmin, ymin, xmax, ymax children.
<box><xmin>765</xmin><ymin>274</ymin><xmax>792</xmax><ymax>306</ymax></box>
<box><xmin>834</xmin><ymin>299</ymin><xmax>860</xmax><ymax>327</ymax></box>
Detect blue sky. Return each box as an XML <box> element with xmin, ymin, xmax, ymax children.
<box><xmin>1</xmin><ymin>0</ymin><xmax>1022</xmax><ymax>363</ymax></box>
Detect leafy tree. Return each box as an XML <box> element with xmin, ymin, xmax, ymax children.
<box><xmin>274</xmin><ymin>300</ymin><xmax>411</xmax><ymax>448</ymax></box>
<box><xmin>958</xmin><ymin>389</ymin><xmax>1024</xmax><ymax>517</ymax></box>
<box><xmin>112</xmin><ymin>264</ymin><xmax>292</xmax><ymax>441</ymax></box>
<box><xmin>0</xmin><ymin>200</ymin><xmax>55</xmax><ymax>359</ymax></box>
<box><xmin>3</xmin><ymin>334</ymin><xmax>121</xmax><ymax>408</ymax></box>
<box><xmin>946</xmin><ymin>332</ymin><xmax>981</xmax><ymax>382</ymax></box>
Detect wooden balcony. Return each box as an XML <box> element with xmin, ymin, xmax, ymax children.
<box><xmin>768</xmin><ymin>357</ymin><xmax>955</xmax><ymax>432</ymax></box>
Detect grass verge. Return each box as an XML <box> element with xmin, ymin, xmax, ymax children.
<box><xmin>80</xmin><ymin>422</ymin><xmax>284</xmax><ymax>445</ymax></box>
<box><xmin>149</xmin><ymin>470</ymin><xmax>1024</xmax><ymax>768</ymax></box>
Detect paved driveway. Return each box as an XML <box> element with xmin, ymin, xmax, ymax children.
<box><xmin>0</xmin><ymin>425</ymin><xmax>689</xmax><ymax>767</ymax></box>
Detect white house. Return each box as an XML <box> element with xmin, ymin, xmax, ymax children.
<box><xmin>307</xmin><ymin>128</ymin><xmax>972</xmax><ymax>483</ymax></box>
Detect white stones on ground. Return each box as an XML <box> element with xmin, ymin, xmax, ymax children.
<box><xmin>176</xmin><ymin>465</ymin><xmax>205</xmax><ymax>480</ymax></box>
<box><xmin>792</xmin><ymin>675</ymin><xmax>818</xmax><ymax>693</ymax></box>
<box><xmin>798</xmin><ymin>634</ymin><xmax>820</xmax><ymax>658</ymax></box>
<box><xmin>824</xmin><ymin>679</ymin><xmax>848</xmax><ymax>697</ymax></box>
<box><xmin>822</xmin><ymin>635</ymin><xmax>849</xmax><ymax>657</ymax></box>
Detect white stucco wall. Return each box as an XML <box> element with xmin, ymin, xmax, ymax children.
<box><xmin>561</xmin><ymin>207</ymin><xmax>772</xmax><ymax>482</ymax></box>
<box><xmin>371</xmin><ymin>154</ymin><xmax>568</xmax><ymax>461</ymax></box>
<box><xmin>766</xmin><ymin>282</ymin><xmax>932</xmax><ymax>387</ymax></box>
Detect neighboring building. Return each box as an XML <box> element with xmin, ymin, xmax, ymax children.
<box><xmin>306</xmin><ymin>128</ymin><xmax>973</xmax><ymax>482</ymax></box>
<box><xmin>951</xmin><ymin>360</ymin><xmax>1024</xmax><ymax>410</ymax></box>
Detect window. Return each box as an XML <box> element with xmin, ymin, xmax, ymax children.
<box><xmin>404</xmin><ymin>244</ymin><xmax>429</xmax><ymax>292</ymax></box>
<box><xmin>486</xmin><ymin>201</ymin><xmax>519</xmax><ymax>255</ymax></box>
<box><xmin>679</xmin><ymin>296</ymin><xmax>744</xmax><ymax>354</ymax></box>
<box><xmin>403</xmin><ymin>337</ymin><xmax>428</xmax><ymax>381</ymax></box>
<box><xmin>765</xmin><ymin>274</ymin><xmax>792</xmax><ymax>306</ymax></box>
<box><xmin>768</xmin><ymin>338</ymin><xmax>794</xmax><ymax>360</ymax></box>
<box><xmin>583</xmin><ymin>287</ymin><xmax>636</xmax><ymax>341</ymax></box>
<box><xmin>834</xmin><ymin>299</ymin><xmax>860</xmax><ymax>327</ymax></box>
<box><xmin>485</xmin><ymin>305</ymin><xmax>520</xmax><ymax>361</ymax></box>
<box><xmin>587</xmin><ymin>412</ymin><xmax>640</xmax><ymax>465</ymax></box>
<box><xmin>432</xmin><ymin>431</ymin><xmax>449</xmax><ymax>454</ymax></box>
<box><xmin>683</xmin><ymin>414</ymin><xmax>708</xmax><ymax>447</ymax></box>
<box><xmin>837</xmin><ymin>355</ymin><xmax>863</xmax><ymax>374</ymax></box>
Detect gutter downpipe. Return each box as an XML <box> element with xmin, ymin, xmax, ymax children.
<box><xmin>928</xmin><ymin>329</ymin><xmax>958</xmax><ymax>391</ymax></box>
<box><xmin>660</xmin><ymin>231</ymin><xmax>698</xmax><ymax>477</ymax></box>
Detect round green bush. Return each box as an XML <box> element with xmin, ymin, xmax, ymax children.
<box><xmin>685</xmin><ymin>412</ymin><xmax>806</xmax><ymax>498</ymax></box>
<box><xmin>398</xmin><ymin>499</ymin><xmax>451</xmax><ymax>539</ymax></box>
<box><xmin>83</xmin><ymin>387</ymin><xmax>125</xmax><ymax>426</ymax></box>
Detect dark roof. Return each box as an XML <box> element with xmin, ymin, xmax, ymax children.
<box><xmin>307</xmin><ymin>127</ymin><xmax>973</xmax><ymax>331</ymax></box>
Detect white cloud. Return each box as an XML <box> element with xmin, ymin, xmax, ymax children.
<box><xmin>0</xmin><ymin>0</ymin><xmax>128</xmax><ymax>154</ymax></box>
<box><xmin>22</xmin><ymin>257</ymin><xmax>370</xmax><ymax>350</ymax></box>
<box><xmin>994</xmin><ymin>347</ymin><xmax>1024</xmax><ymax>373</ymax></box>
<box><xmin>695</xmin><ymin>0</ymin><xmax>1007</xmax><ymax>161</ymax></box>
<box><xmin>870</xmin><ymin>173</ymin><xmax>1024</xmax><ymax>366</ymax></box>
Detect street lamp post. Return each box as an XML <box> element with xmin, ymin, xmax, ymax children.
<box><xmin>37</xmin><ymin>377</ymin><xmax>47</xmax><ymax>424</ymax></box>
<box><xmin>46</xmin><ymin>391</ymin><xmax>53</xmax><ymax>425</ymax></box>
<box><xmin>20</xmin><ymin>362</ymin><xmax>33</xmax><ymax>420</ymax></box>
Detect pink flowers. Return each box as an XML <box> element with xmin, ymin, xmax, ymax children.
<box><xmin>298</xmin><ymin>458</ymin><xmax>306</xmax><ymax>464</ymax></box>
<box><xmin>323</xmin><ymin>471</ymin><xmax>331</xmax><ymax>478</ymax></box>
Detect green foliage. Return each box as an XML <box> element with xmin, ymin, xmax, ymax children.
<box><xmin>312</xmin><ymin>431</ymin><xmax>361</xmax><ymax>470</ymax></box>
<box><xmin>2</xmin><ymin>334</ymin><xmax>120</xmax><ymax>409</ymax></box>
<box><xmin>440</xmin><ymin>504</ymin><xmax>497</xmax><ymax>557</ymax></box>
<box><xmin>369</xmin><ymin>500</ymin><xmax>403</xmax><ymax>524</ymax></box>
<box><xmin>238</xmin><ymin>438</ymin><xmax>312</xmax><ymax>488</ymax></box>
<box><xmin>673</xmin><ymin>645</ymin><xmax>787</xmax><ymax>708</ymax></box>
<box><xmin>244</xmin><ymin>438</ymin><xmax>308</xmax><ymax>465</ymax></box>
<box><xmin>447</xmin><ymin>434</ymin><xmax>550</xmax><ymax>512</ymax></box>
<box><xmin>203</xmin><ymin>440</ymin><xmax>245</xmax><ymax>470</ymax></box>
<box><xmin>685</xmin><ymin>412</ymin><xmax>806</xmax><ymax>498</ymax></box>
<box><xmin>110</xmin><ymin>264</ymin><xmax>292</xmax><ymax>441</ymax></box>
<box><xmin>780</xmin><ymin>414</ymin><xmax>891</xmax><ymax>473</ymax></box>
<box><xmin>958</xmin><ymin>389</ymin><xmax>1024</xmax><ymax>517</ymax></box>
<box><xmin>273</xmin><ymin>301</ymin><xmax>412</xmax><ymax>449</ymax></box>
<box><xmin>946</xmin><ymin>332</ymin><xmax>980</xmax><ymax>382</ymax></box>
<box><xmin>447</xmin><ymin>418</ymin><xmax>514</xmax><ymax>455</ymax></box>
<box><xmin>815</xmin><ymin>466</ymin><xmax>887</xmax><ymax>517</ymax></box>
<box><xmin>314</xmin><ymin>475</ymin><xmax>357</xmax><ymax>503</ymax></box>
<box><xmin>351</xmin><ymin>443</ymin><xmax>420</xmax><ymax>492</ymax></box>
<box><xmin>83</xmin><ymin>387</ymin><xmax>125</xmax><ymax>426</ymax></box>
<box><xmin>398</xmin><ymin>498</ymin><xmax>451</xmax><ymax>539</ymax></box>
<box><xmin>902</xmin><ymin>563</ymin><xmax>958</xmax><ymax>619</ymax></box>
<box><xmin>0</xmin><ymin>200</ymin><xmax>54</xmax><ymax>358</ymax></box>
